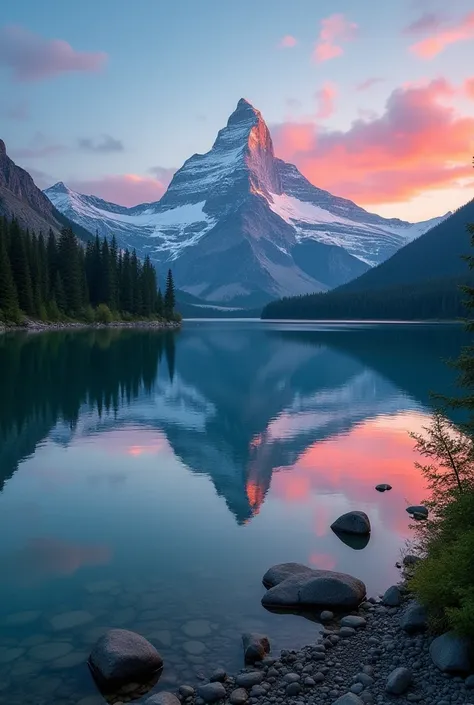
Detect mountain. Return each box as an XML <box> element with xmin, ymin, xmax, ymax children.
<box><xmin>44</xmin><ymin>99</ymin><xmax>449</xmax><ymax>306</ymax></box>
<box><xmin>262</xmin><ymin>198</ymin><xmax>474</xmax><ymax>320</ymax></box>
<box><xmin>0</xmin><ymin>140</ymin><xmax>93</xmax><ymax>243</ymax></box>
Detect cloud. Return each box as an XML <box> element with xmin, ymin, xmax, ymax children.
<box><xmin>278</xmin><ymin>35</ymin><xmax>298</xmax><ymax>49</ymax></box>
<box><xmin>315</xmin><ymin>82</ymin><xmax>337</xmax><ymax>119</ymax></box>
<box><xmin>409</xmin><ymin>12</ymin><xmax>474</xmax><ymax>58</ymax></box>
<box><xmin>69</xmin><ymin>172</ymin><xmax>174</xmax><ymax>206</ymax></box>
<box><xmin>0</xmin><ymin>25</ymin><xmax>107</xmax><ymax>82</ymax></box>
<box><xmin>0</xmin><ymin>98</ymin><xmax>29</xmax><ymax>120</ymax></box>
<box><xmin>12</xmin><ymin>137</ymin><xmax>66</xmax><ymax>159</ymax></box>
<box><xmin>403</xmin><ymin>12</ymin><xmax>445</xmax><ymax>34</ymax></box>
<box><xmin>356</xmin><ymin>77</ymin><xmax>384</xmax><ymax>92</ymax></box>
<box><xmin>273</xmin><ymin>77</ymin><xmax>474</xmax><ymax>205</ymax></box>
<box><xmin>465</xmin><ymin>77</ymin><xmax>474</xmax><ymax>99</ymax></box>
<box><xmin>313</xmin><ymin>14</ymin><xmax>357</xmax><ymax>63</ymax></box>
<box><xmin>78</xmin><ymin>134</ymin><xmax>124</xmax><ymax>153</ymax></box>
<box><xmin>27</xmin><ymin>166</ymin><xmax>55</xmax><ymax>189</ymax></box>
<box><xmin>286</xmin><ymin>98</ymin><xmax>302</xmax><ymax>110</ymax></box>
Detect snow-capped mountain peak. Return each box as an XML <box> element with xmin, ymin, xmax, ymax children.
<box><xmin>44</xmin><ymin>98</ymin><xmax>450</xmax><ymax>307</ymax></box>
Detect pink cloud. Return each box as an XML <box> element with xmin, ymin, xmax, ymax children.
<box><xmin>313</xmin><ymin>14</ymin><xmax>357</xmax><ymax>63</ymax></box>
<box><xmin>273</xmin><ymin>77</ymin><xmax>474</xmax><ymax>205</ymax></box>
<box><xmin>356</xmin><ymin>77</ymin><xmax>384</xmax><ymax>92</ymax></box>
<box><xmin>278</xmin><ymin>35</ymin><xmax>298</xmax><ymax>49</ymax></box>
<box><xmin>69</xmin><ymin>171</ymin><xmax>175</xmax><ymax>206</ymax></box>
<box><xmin>465</xmin><ymin>77</ymin><xmax>474</xmax><ymax>99</ymax></box>
<box><xmin>0</xmin><ymin>25</ymin><xmax>107</xmax><ymax>81</ymax></box>
<box><xmin>409</xmin><ymin>12</ymin><xmax>474</xmax><ymax>58</ymax></box>
<box><xmin>1</xmin><ymin>98</ymin><xmax>30</xmax><ymax>120</ymax></box>
<box><xmin>315</xmin><ymin>82</ymin><xmax>337</xmax><ymax>119</ymax></box>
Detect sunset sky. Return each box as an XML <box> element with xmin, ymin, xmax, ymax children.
<box><xmin>1</xmin><ymin>0</ymin><xmax>473</xmax><ymax>220</ymax></box>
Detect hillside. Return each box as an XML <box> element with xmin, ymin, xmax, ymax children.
<box><xmin>262</xmin><ymin>198</ymin><xmax>474</xmax><ymax>320</ymax></box>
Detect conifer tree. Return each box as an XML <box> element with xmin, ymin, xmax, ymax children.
<box><xmin>0</xmin><ymin>225</ymin><xmax>19</xmax><ymax>321</ymax></box>
<box><xmin>156</xmin><ymin>288</ymin><xmax>163</xmax><ymax>318</ymax></box>
<box><xmin>164</xmin><ymin>269</ymin><xmax>175</xmax><ymax>319</ymax></box>
<box><xmin>58</xmin><ymin>227</ymin><xmax>82</xmax><ymax>314</ymax></box>
<box><xmin>9</xmin><ymin>219</ymin><xmax>34</xmax><ymax>315</ymax></box>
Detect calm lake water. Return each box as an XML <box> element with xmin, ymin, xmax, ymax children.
<box><xmin>0</xmin><ymin>321</ymin><xmax>467</xmax><ymax>704</ymax></box>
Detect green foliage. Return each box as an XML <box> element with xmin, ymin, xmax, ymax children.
<box><xmin>95</xmin><ymin>303</ymin><xmax>113</xmax><ymax>324</ymax></box>
<box><xmin>0</xmin><ymin>217</ymin><xmax>179</xmax><ymax>324</ymax></box>
<box><xmin>410</xmin><ymin>491</ymin><xmax>474</xmax><ymax>637</ymax></box>
<box><xmin>164</xmin><ymin>269</ymin><xmax>175</xmax><ymax>318</ymax></box>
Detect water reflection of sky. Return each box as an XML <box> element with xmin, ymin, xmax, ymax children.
<box><xmin>0</xmin><ymin>323</ymin><xmax>465</xmax><ymax>702</ymax></box>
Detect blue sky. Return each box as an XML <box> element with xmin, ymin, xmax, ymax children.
<box><xmin>0</xmin><ymin>0</ymin><xmax>473</xmax><ymax>220</ymax></box>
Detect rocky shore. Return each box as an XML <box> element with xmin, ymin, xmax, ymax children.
<box><xmin>0</xmin><ymin>319</ymin><xmax>181</xmax><ymax>335</ymax></box>
<box><xmin>76</xmin><ymin>561</ymin><xmax>473</xmax><ymax>705</ymax></box>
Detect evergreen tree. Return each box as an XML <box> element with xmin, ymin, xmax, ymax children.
<box><xmin>109</xmin><ymin>235</ymin><xmax>118</xmax><ymax>311</ymax></box>
<box><xmin>47</xmin><ymin>229</ymin><xmax>57</xmax><ymax>299</ymax></box>
<box><xmin>9</xmin><ymin>219</ymin><xmax>34</xmax><ymax>315</ymax></box>
<box><xmin>0</xmin><ymin>225</ymin><xmax>19</xmax><ymax>321</ymax></box>
<box><xmin>156</xmin><ymin>288</ymin><xmax>163</xmax><ymax>317</ymax></box>
<box><xmin>131</xmin><ymin>249</ymin><xmax>142</xmax><ymax>315</ymax></box>
<box><xmin>53</xmin><ymin>271</ymin><xmax>66</xmax><ymax>313</ymax></box>
<box><xmin>57</xmin><ymin>227</ymin><xmax>82</xmax><ymax>314</ymax></box>
<box><xmin>120</xmin><ymin>250</ymin><xmax>133</xmax><ymax>313</ymax></box>
<box><xmin>164</xmin><ymin>269</ymin><xmax>175</xmax><ymax>319</ymax></box>
<box><xmin>38</xmin><ymin>233</ymin><xmax>49</xmax><ymax>303</ymax></box>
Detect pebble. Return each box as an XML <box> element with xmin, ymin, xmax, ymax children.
<box><xmin>230</xmin><ymin>688</ymin><xmax>248</xmax><ymax>704</ymax></box>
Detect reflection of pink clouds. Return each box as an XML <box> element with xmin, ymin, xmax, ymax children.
<box><xmin>309</xmin><ymin>552</ymin><xmax>336</xmax><ymax>570</ymax></box>
<box><xmin>270</xmin><ymin>412</ymin><xmax>430</xmax><ymax>536</ymax></box>
<box><xmin>88</xmin><ymin>428</ymin><xmax>171</xmax><ymax>457</ymax></box>
<box><xmin>6</xmin><ymin>537</ymin><xmax>112</xmax><ymax>584</ymax></box>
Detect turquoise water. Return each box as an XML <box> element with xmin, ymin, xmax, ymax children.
<box><xmin>0</xmin><ymin>321</ymin><xmax>466</xmax><ymax>704</ymax></box>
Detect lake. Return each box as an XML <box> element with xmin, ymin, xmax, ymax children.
<box><xmin>0</xmin><ymin>321</ymin><xmax>467</xmax><ymax>704</ymax></box>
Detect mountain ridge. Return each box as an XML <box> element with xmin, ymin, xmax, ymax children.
<box><xmin>40</xmin><ymin>98</ymin><xmax>449</xmax><ymax>304</ymax></box>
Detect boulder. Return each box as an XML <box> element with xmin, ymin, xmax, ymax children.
<box><xmin>261</xmin><ymin>564</ymin><xmax>366</xmax><ymax>610</ymax></box>
<box><xmin>340</xmin><ymin>615</ymin><xmax>366</xmax><ymax>629</ymax></box>
<box><xmin>430</xmin><ymin>632</ymin><xmax>471</xmax><ymax>673</ymax></box>
<box><xmin>383</xmin><ymin>586</ymin><xmax>402</xmax><ymax>607</ymax></box>
<box><xmin>145</xmin><ymin>694</ymin><xmax>180</xmax><ymax>705</ymax></box>
<box><xmin>230</xmin><ymin>688</ymin><xmax>248</xmax><ymax>704</ymax></box>
<box><xmin>375</xmin><ymin>484</ymin><xmax>392</xmax><ymax>492</ymax></box>
<box><xmin>262</xmin><ymin>562</ymin><xmax>313</xmax><ymax>588</ymax></box>
<box><xmin>210</xmin><ymin>668</ymin><xmax>226</xmax><ymax>682</ymax></box>
<box><xmin>89</xmin><ymin>629</ymin><xmax>163</xmax><ymax>684</ymax></box>
<box><xmin>235</xmin><ymin>672</ymin><xmax>263</xmax><ymax>689</ymax></box>
<box><xmin>400</xmin><ymin>602</ymin><xmax>428</xmax><ymax>633</ymax></box>
<box><xmin>320</xmin><ymin>610</ymin><xmax>334</xmax><ymax>622</ymax></box>
<box><xmin>242</xmin><ymin>633</ymin><xmax>270</xmax><ymax>664</ymax></box>
<box><xmin>197</xmin><ymin>683</ymin><xmax>226</xmax><ymax>703</ymax></box>
<box><xmin>385</xmin><ymin>667</ymin><xmax>412</xmax><ymax>694</ymax></box>
<box><xmin>331</xmin><ymin>511</ymin><xmax>371</xmax><ymax>536</ymax></box>
<box><xmin>332</xmin><ymin>694</ymin><xmax>364</xmax><ymax>705</ymax></box>
<box><xmin>406</xmin><ymin>505</ymin><xmax>428</xmax><ymax>519</ymax></box>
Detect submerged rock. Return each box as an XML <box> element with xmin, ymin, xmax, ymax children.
<box><xmin>145</xmin><ymin>694</ymin><xmax>180</xmax><ymax>705</ymax></box>
<box><xmin>242</xmin><ymin>633</ymin><xmax>270</xmax><ymax>663</ymax></box>
<box><xmin>261</xmin><ymin>563</ymin><xmax>366</xmax><ymax>610</ymax></box>
<box><xmin>406</xmin><ymin>505</ymin><xmax>429</xmax><ymax>519</ymax></box>
<box><xmin>331</xmin><ymin>511</ymin><xmax>371</xmax><ymax>536</ymax></box>
<box><xmin>89</xmin><ymin>628</ymin><xmax>163</xmax><ymax>683</ymax></box>
<box><xmin>375</xmin><ymin>484</ymin><xmax>392</xmax><ymax>492</ymax></box>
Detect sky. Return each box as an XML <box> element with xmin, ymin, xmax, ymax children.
<box><xmin>0</xmin><ymin>0</ymin><xmax>473</xmax><ymax>221</ymax></box>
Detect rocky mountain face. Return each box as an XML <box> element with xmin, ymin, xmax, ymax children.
<box><xmin>0</xmin><ymin>139</ymin><xmax>92</xmax><ymax>242</ymax></box>
<box><xmin>44</xmin><ymin>100</ymin><xmax>449</xmax><ymax>306</ymax></box>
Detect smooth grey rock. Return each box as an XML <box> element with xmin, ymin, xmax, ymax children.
<box><xmin>89</xmin><ymin>629</ymin><xmax>163</xmax><ymax>682</ymax></box>
<box><xmin>466</xmin><ymin>675</ymin><xmax>474</xmax><ymax>689</ymax></box>
<box><xmin>261</xmin><ymin>565</ymin><xmax>366</xmax><ymax>610</ymax></box>
<box><xmin>406</xmin><ymin>505</ymin><xmax>428</xmax><ymax>518</ymax></box>
<box><xmin>339</xmin><ymin>626</ymin><xmax>356</xmax><ymax>637</ymax></box>
<box><xmin>320</xmin><ymin>610</ymin><xmax>334</xmax><ymax>622</ymax></box>
<box><xmin>262</xmin><ymin>563</ymin><xmax>314</xmax><ymax>588</ymax></box>
<box><xmin>430</xmin><ymin>632</ymin><xmax>471</xmax><ymax>672</ymax></box>
<box><xmin>235</xmin><ymin>672</ymin><xmax>264</xmax><ymax>689</ymax></box>
<box><xmin>386</xmin><ymin>667</ymin><xmax>412</xmax><ymax>694</ymax></box>
<box><xmin>332</xmin><ymin>694</ymin><xmax>364</xmax><ymax>705</ymax></box>
<box><xmin>283</xmin><ymin>673</ymin><xmax>300</xmax><ymax>683</ymax></box>
<box><xmin>210</xmin><ymin>669</ymin><xmax>226</xmax><ymax>683</ymax></box>
<box><xmin>242</xmin><ymin>633</ymin><xmax>270</xmax><ymax>664</ymax></box>
<box><xmin>286</xmin><ymin>682</ymin><xmax>301</xmax><ymax>696</ymax></box>
<box><xmin>249</xmin><ymin>685</ymin><xmax>266</xmax><ymax>697</ymax></box>
<box><xmin>179</xmin><ymin>686</ymin><xmax>195</xmax><ymax>698</ymax></box>
<box><xmin>146</xmin><ymin>694</ymin><xmax>180</xmax><ymax>705</ymax></box>
<box><xmin>400</xmin><ymin>602</ymin><xmax>428</xmax><ymax>633</ymax></box>
<box><xmin>305</xmin><ymin>677</ymin><xmax>316</xmax><ymax>686</ymax></box>
<box><xmin>230</xmin><ymin>688</ymin><xmax>248</xmax><ymax>705</ymax></box>
<box><xmin>375</xmin><ymin>484</ymin><xmax>392</xmax><ymax>492</ymax></box>
<box><xmin>340</xmin><ymin>615</ymin><xmax>366</xmax><ymax>629</ymax></box>
<box><xmin>197</xmin><ymin>683</ymin><xmax>226</xmax><ymax>703</ymax></box>
<box><xmin>356</xmin><ymin>673</ymin><xmax>374</xmax><ymax>687</ymax></box>
<box><xmin>351</xmin><ymin>684</ymin><xmax>364</xmax><ymax>695</ymax></box>
<box><xmin>331</xmin><ymin>511</ymin><xmax>371</xmax><ymax>536</ymax></box>
<box><xmin>382</xmin><ymin>586</ymin><xmax>402</xmax><ymax>607</ymax></box>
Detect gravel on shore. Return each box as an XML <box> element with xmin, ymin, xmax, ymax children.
<box><xmin>0</xmin><ymin>319</ymin><xmax>181</xmax><ymax>335</ymax></box>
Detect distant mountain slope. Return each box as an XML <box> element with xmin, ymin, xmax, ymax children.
<box><xmin>0</xmin><ymin>139</ymin><xmax>93</xmax><ymax>242</ymax></box>
<box><xmin>262</xmin><ymin>198</ymin><xmax>474</xmax><ymax>320</ymax></box>
<box><xmin>45</xmin><ymin>99</ymin><xmax>449</xmax><ymax>306</ymax></box>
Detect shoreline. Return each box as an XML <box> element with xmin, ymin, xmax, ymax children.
<box><xmin>0</xmin><ymin>319</ymin><xmax>182</xmax><ymax>335</ymax></box>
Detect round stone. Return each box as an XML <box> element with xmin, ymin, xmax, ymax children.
<box><xmin>183</xmin><ymin>640</ymin><xmax>206</xmax><ymax>655</ymax></box>
<box><xmin>30</xmin><ymin>642</ymin><xmax>74</xmax><ymax>662</ymax></box>
<box><xmin>182</xmin><ymin>620</ymin><xmax>212</xmax><ymax>638</ymax></box>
